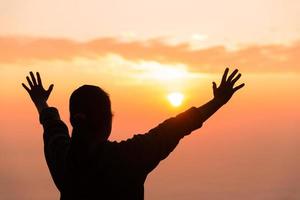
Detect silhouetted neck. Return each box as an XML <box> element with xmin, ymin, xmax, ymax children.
<box><xmin>71</xmin><ymin>128</ymin><xmax>107</xmax><ymax>153</ymax></box>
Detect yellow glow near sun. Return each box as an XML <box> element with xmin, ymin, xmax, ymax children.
<box><xmin>167</xmin><ymin>92</ymin><xmax>184</xmax><ymax>107</ymax></box>
<box><xmin>135</xmin><ymin>61</ymin><xmax>189</xmax><ymax>81</ymax></box>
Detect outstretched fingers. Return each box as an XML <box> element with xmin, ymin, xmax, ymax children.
<box><xmin>22</xmin><ymin>71</ymin><xmax>43</xmax><ymax>93</ymax></box>
<box><xmin>47</xmin><ymin>84</ymin><xmax>54</xmax><ymax>94</ymax></box>
<box><xmin>227</xmin><ymin>69</ymin><xmax>238</xmax><ymax>82</ymax></box>
<box><xmin>221</xmin><ymin>68</ymin><xmax>229</xmax><ymax>85</ymax></box>
<box><xmin>212</xmin><ymin>82</ymin><xmax>217</xmax><ymax>95</ymax></box>
<box><xmin>231</xmin><ymin>73</ymin><xmax>241</xmax><ymax>86</ymax></box>
<box><xmin>221</xmin><ymin>67</ymin><xmax>245</xmax><ymax>92</ymax></box>
<box><xmin>29</xmin><ymin>71</ymin><xmax>37</xmax><ymax>86</ymax></box>
<box><xmin>26</xmin><ymin>76</ymin><xmax>33</xmax><ymax>88</ymax></box>
<box><xmin>233</xmin><ymin>83</ymin><xmax>245</xmax><ymax>93</ymax></box>
<box><xmin>36</xmin><ymin>72</ymin><xmax>43</xmax><ymax>86</ymax></box>
<box><xmin>22</xmin><ymin>83</ymin><xmax>31</xmax><ymax>93</ymax></box>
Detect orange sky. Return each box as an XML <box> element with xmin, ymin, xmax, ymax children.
<box><xmin>1</xmin><ymin>0</ymin><xmax>300</xmax><ymax>199</ymax></box>
<box><xmin>1</xmin><ymin>58</ymin><xmax>299</xmax><ymax>200</ymax></box>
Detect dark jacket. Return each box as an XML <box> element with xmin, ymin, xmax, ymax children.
<box><xmin>40</xmin><ymin>107</ymin><xmax>203</xmax><ymax>200</ymax></box>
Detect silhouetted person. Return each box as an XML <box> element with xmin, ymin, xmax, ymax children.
<box><xmin>22</xmin><ymin>68</ymin><xmax>244</xmax><ymax>200</ymax></box>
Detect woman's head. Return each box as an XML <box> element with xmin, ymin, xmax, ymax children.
<box><xmin>69</xmin><ymin>85</ymin><xmax>112</xmax><ymax>140</ymax></box>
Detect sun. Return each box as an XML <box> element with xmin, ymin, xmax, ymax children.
<box><xmin>167</xmin><ymin>92</ymin><xmax>184</xmax><ymax>107</ymax></box>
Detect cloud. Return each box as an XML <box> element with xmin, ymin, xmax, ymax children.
<box><xmin>0</xmin><ymin>36</ymin><xmax>299</xmax><ymax>73</ymax></box>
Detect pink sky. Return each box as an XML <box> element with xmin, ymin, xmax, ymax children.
<box><xmin>1</xmin><ymin>0</ymin><xmax>300</xmax><ymax>46</ymax></box>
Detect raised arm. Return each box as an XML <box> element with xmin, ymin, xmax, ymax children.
<box><xmin>195</xmin><ymin>67</ymin><xmax>245</xmax><ymax>123</ymax></box>
<box><xmin>120</xmin><ymin>68</ymin><xmax>245</xmax><ymax>173</ymax></box>
<box><xmin>22</xmin><ymin>72</ymin><xmax>70</xmax><ymax>191</ymax></box>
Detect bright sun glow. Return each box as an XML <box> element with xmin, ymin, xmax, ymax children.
<box><xmin>167</xmin><ymin>92</ymin><xmax>184</xmax><ymax>107</ymax></box>
<box><xmin>135</xmin><ymin>61</ymin><xmax>189</xmax><ymax>81</ymax></box>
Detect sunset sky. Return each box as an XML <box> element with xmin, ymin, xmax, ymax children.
<box><xmin>0</xmin><ymin>0</ymin><xmax>300</xmax><ymax>200</ymax></box>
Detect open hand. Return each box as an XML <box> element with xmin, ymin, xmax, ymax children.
<box><xmin>22</xmin><ymin>72</ymin><xmax>54</xmax><ymax>113</ymax></box>
<box><xmin>212</xmin><ymin>68</ymin><xmax>245</xmax><ymax>105</ymax></box>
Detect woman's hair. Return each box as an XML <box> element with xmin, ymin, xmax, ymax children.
<box><xmin>69</xmin><ymin>85</ymin><xmax>112</xmax><ymax>139</ymax></box>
